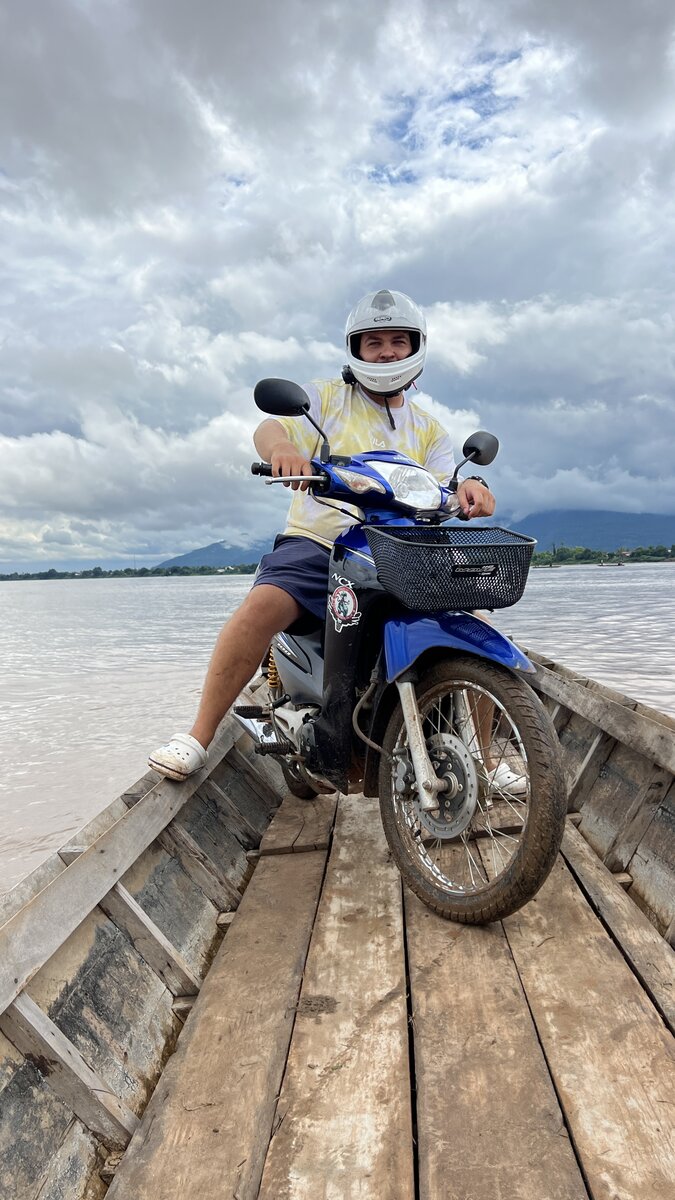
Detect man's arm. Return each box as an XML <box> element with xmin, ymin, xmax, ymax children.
<box><xmin>253</xmin><ymin>419</ymin><xmax>315</xmax><ymax>491</ymax></box>
<box><xmin>423</xmin><ymin>425</ymin><xmax>495</xmax><ymax>518</ymax></box>
<box><xmin>456</xmin><ymin>478</ymin><xmax>495</xmax><ymax>519</ymax></box>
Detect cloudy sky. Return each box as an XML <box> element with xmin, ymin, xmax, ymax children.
<box><xmin>2</xmin><ymin>0</ymin><xmax>674</xmax><ymax>569</ymax></box>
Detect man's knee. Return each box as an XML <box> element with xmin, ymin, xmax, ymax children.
<box><xmin>239</xmin><ymin>583</ymin><xmax>303</xmax><ymax>634</ymax></box>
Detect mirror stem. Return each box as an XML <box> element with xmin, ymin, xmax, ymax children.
<box><xmin>449</xmin><ymin>449</ymin><xmax>477</xmax><ymax>488</ymax></box>
<box><xmin>304</xmin><ymin>412</ymin><xmax>331</xmax><ymax>463</ymax></box>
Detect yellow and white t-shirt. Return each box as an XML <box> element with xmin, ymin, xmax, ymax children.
<box><xmin>275</xmin><ymin>379</ymin><xmax>456</xmax><ymax>548</ymax></box>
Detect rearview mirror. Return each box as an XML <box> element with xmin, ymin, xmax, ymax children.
<box><xmin>254</xmin><ymin>378</ymin><xmax>310</xmax><ymax>417</ymax></box>
<box><xmin>462</xmin><ymin>431</ymin><xmax>499</xmax><ymax>467</ymax></box>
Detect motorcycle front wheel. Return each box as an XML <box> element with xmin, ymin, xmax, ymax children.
<box><xmin>378</xmin><ymin>655</ymin><xmax>566</xmax><ymax>923</ymax></box>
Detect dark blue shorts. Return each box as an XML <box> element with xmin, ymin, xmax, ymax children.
<box><xmin>252</xmin><ymin>535</ymin><xmax>331</xmax><ymax>623</ymax></box>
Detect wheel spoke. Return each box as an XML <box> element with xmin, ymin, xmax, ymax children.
<box><xmin>391</xmin><ymin>675</ymin><xmax>533</xmax><ymax>898</ymax></box>
<box><xmin>380</xmin><ymin>656</ymin><xmax>566</xmax><ymax>922</ymax></box>
<box><xmin>460</xmin><ymin>831</ymin><xmax>489</xmax><ymax>886</ymax></box>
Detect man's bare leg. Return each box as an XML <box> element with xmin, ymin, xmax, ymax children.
<box><xmin>473</xmin><ymin>691</ymin><xmax>528</xmax><ymax>797</ymax></box>
<box><xmin>189</xmin><ymin>584</ymin><xmax>302</xmax><ymax>748</ymax></box>
<box><xmin>463</xmin><ymin>612</ymin><xmax>527</xmax><ymax>796</ymax></box>
<box><xmin>474</xmin><ymin>693</ymin><xmax>496</xmax><ymax>769</ymax></box>
<box><xmin>149</xmin><ymin>584</ymin><xmax>302</xmax><ymax>779</ymax></box>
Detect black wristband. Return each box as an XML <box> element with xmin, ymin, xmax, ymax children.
<box><xmin>466</xmin><ymin>475</ymin><xmax>488</xmax><ymax>488</ymax></box>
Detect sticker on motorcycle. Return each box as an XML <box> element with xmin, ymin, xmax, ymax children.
<box><xmin>328</xmin><ymin>583</ymin><xmax>361</xmax><ymax>633</ymax></box>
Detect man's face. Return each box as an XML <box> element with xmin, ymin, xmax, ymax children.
<box><xmin>359</xmin><ymin>329</ymin><xmax>412</xmax><ymax>363</ymax></box>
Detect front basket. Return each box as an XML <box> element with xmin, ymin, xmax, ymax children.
<box><xmin>364</xmin><ymin>525</ymin><xmax>536</xmax><ymax>611</ymax></box>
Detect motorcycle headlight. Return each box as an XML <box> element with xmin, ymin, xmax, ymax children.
<box><xmin>332</xmin><ymin>467</ymin><xmax>386</xmax><ymax>495</ymax></box>
<box><xmin>366</xmin><ymin>460</ymin><xmax>442</xmax><ymax>510</ymax></box>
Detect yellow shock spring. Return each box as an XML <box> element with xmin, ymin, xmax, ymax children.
<box><xmin>267</xmin><ymin>647</ymin><xmax>280</xmax><ymax>690</ymax></box>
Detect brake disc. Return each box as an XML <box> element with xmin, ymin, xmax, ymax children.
<box><xmin>412</xmin><ymin>733</ymin><xmax>480</xmax><ymax>839</ymax></box>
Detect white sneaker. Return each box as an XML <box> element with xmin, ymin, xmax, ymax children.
<box><xmin>488</xmin><ymin>761</ymin><xmax>528</xmax><ymax>798</ymax></box>
<box><xmin>148</xmin><ymin>733</ymin><xmax>208</xmax><ymax>781</ymax></box>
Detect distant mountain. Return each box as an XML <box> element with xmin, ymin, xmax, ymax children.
<box><xmin>508</xmin><ymin>510</ymin><xmax>675</xmax><ymax>552</ymax></box>
<box><xmin>157</xmin><ymin>538</ymin><xmax>273</xmax><ymax>569</ymax></box>
<box><xmin>155</xmin><ymin>512</ymin><xmax>674</xmax><ymax>570</ymax></box>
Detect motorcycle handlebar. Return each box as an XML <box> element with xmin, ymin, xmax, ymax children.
<box><xmin>439</xmin><ymin>493</ymin><xmax>470</xmax><ymax>522</ymax></box>
<box><xmin>251</xmin><ymin>465</ymin><xmax>468</xmax><ymax>514</ymax></box>
<box><xmin>250</xmin><ymin>462</ymin><xmax>328</xmax><ymax>490</ymax></box>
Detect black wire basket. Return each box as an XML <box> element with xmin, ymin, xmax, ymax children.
<box><xmin>364</xmin><ymin>525</ymin><xmax>536</xmax><ymax>611</ymax></box>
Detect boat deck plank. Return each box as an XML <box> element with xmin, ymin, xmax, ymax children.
<box><xmin>502</xmin><ymin>855</ymin><xmax>675</xmax><ymax>1200</ymax></box>
<box><xmin>106</xmin><ymin>848</ymin><xmax>329</xmax><ymax>1200</ymax></box>
<box><xmin>258</xmin><ymin>791</ymin><xmax>337</xmax><ymax>856</ymax></box>
<box><xmin>405</xmin><ymin>885</ymin><xmax>587</xmax><ymax>1200</ymax></box>
<box><xmin>258</xmin><ymin>795</ymin><xmax>414</xmax><ymax>1200</ymax></box>
<box><xmin>561</xmin><ymin>823</ymin><xmax>675</xmax><ymax>1034</ymax></box>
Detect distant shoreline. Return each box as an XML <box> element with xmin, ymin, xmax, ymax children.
<box><xmin>2</xmin><ymin>547</ymin><xmax>673</xmax><ymax>583</ymax></box>
<box><xmin>531</xmin><ymin>559</ymin><xmax>674</xmax><ymax>568</ymax></box>
<box><xmin>0</xmin><ymin>565</ymin><xmax>259</xmax><ymax>582</ymax></box>
<box><xmin>531</xmin><ymin>548</ymin><xmax>673</xmax><ymax>568</ymax></box>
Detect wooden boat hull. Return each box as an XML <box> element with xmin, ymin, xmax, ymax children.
<box><xmin>526</xmin><ymin>649</ymin><xmax>675</xmax><ymax>940</ymax></box>
<box><xmin>1</xmin><ymin>662</ymin><xmax>673</xmax><ymax>1198</ymax></box>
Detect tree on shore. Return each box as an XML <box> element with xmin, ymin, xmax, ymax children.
<box><xmin>532</xmin><ymin>543</ymin><xmax>673</xmax><ymax>566</ymax></box>
<box><xmin>1</xmin><ymin>546</ymin><xmax>673</xmax><ymax>583</ymax></box>
<box><xmin>0</xmin><ymin>563</ymin><xmax>260</xmax><ymax>582</ymax></box>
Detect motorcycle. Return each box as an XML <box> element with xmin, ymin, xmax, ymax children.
<box><xmin>233</xmin><ymin>378</ymin><xmax>566</xmax><ymax>923</ymax></box>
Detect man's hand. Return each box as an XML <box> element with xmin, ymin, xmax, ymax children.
<box><xmin>253</xmin><ymin>420</ymin><xmax>315</xmax><ymax>491</ymax></box>
<box><xmin>456</xmin><ymin>479</ymin><xmax>495</xmax><ymax>518</ymax></box>
<box><xmin>269</xmin><ymin>442</ymin><xmax>315</xmax><ymax>491</ymax></box>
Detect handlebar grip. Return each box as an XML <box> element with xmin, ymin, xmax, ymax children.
<box><xmin>251</xmin><ymin>461</ymin><xmax>273</xmax><ymax>477</ymax></box>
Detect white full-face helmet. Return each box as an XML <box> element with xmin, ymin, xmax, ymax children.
<box><xmin>343</xmin><ymin>288</ymin><xmax>427</xmax><ymax>397</ymax></box>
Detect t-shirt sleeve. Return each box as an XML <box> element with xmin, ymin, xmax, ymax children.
<box><xmin>273</xmin><ymin>382</ymin><xmax>323</xmax><ymax>460</ymax></box>
<box><xmin>423</xmin><ymin>423</ymin><xmax>456</xmax><ymax>486</ymax></box>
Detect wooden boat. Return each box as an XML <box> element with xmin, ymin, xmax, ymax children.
<box><xmin>1</xmin><ymin>660</ymin><xmax>673</xmax><ymax>1200</ymax></box>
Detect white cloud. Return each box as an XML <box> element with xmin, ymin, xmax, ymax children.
<box><xmin>425</xmin><ymin>303</ymin><xmax>508</xmax><ymax>373</ymax></box>
<box><xmin>411</xmin><ymin>390</ymin><xmax>482</xmax><ymax>450</ymax></box>
<box><xmin>1</xmin><ymin>0</ymin><xmax>675</xmax><ymax>567</ymax></box>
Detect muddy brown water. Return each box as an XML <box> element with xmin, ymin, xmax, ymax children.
<box><xmin>1</xmin><ymin>562</ymin><xmax>673</xmax><ymax>894</ymax></box>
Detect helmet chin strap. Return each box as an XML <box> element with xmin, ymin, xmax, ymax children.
<box><xmin>354</xmin><ymin>380</ymin><xmax>401</xmax><ymax>426</ymax></box>
<box><xmin>344</xmin><ymin>365</ymin><xmax>422</xmax><ymax>429</ymax></box>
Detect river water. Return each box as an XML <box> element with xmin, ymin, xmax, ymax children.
<box><xmin>1</xmin><ymin>562</ymin><xmax>673</xmax><ymax>894</ymax></box>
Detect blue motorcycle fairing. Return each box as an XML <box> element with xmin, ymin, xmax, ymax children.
<box><xmin>333</xmin><ymin>523</ymin><xmax>535</xmax><ymax>679</ymax></box>
<box><xmin>316</xmin><ymin>451</ymin><xmax>451</xmax><ymax>522</ymax></box>
<box><xmin>384</xmin><ymin>611</ymin><xmax>535</xmax><ymax>682</ymax></box>
<box><xmin>333</xmin><ymin>516</ymin><xmax>415</xmax><ymax>561</ymax></box>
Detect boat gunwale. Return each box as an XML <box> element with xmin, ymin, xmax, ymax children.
<box><xmin>524</xmin><ymin>649</ymin><xmax>675</xmax><ymax>776</ymax></box>
<box><xmin>0</xmin><ymin>716</ymin><xmax>243</xmax><ymax>1016</ymax></box>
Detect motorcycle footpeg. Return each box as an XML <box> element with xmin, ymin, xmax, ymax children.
<box><xmin>234</xmin><ymin>704</ymin><xmax>270</xmax><ymax>718</ymax></box>
<box><xmin>255</xmin><ymin>739</ymin><xmax>296</xmax><ymax>756</ymax></box>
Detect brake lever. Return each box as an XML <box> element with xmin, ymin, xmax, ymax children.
<box><xmin>264</xmin><ymin>475</ymin><xmax>326</xmax><ymax>485</ymax></box>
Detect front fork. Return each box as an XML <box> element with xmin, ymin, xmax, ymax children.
<box><xmin>395</xmin><ymin>676</ymin><xmax>448</xmax><ymax>812</ymax></box>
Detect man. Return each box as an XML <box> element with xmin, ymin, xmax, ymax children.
<box><xmin>149</xmin><ymin>289</ymin><xmax>496</xmax><ymax>781</ymax></box>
